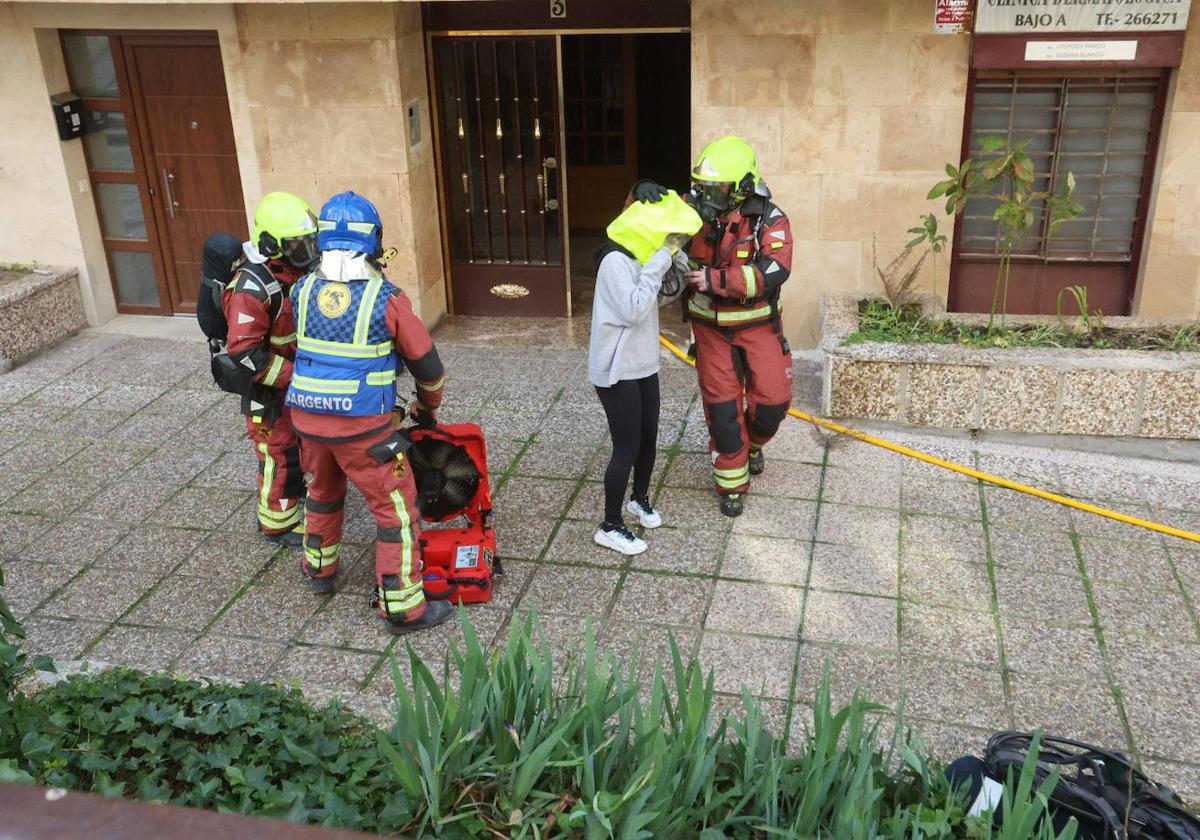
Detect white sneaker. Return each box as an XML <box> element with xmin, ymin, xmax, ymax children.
<box><xmin>626</xmin><ymin>498</ymin><xmax>663</xmax><ymax>529</ymax></box>
<box><xmin>594</xmin><ymin>524</ymin><xmax>648</xmax><ymax>555</ymax></box>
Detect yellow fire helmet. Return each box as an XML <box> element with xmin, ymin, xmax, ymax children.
<box><xmin>605</xmin><ymin>190</ymin><xmax>703</xmax><ymax>264</ymax></box>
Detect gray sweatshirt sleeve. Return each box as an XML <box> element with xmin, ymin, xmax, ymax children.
<box><xmin>598</xmin><ymin>247</ymin><xmax>674</xmax><ymax>327</ymax></box>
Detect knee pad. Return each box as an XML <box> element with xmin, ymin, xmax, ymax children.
<box><xmin>750</xmin><ymin>401</ymin><xmax>790</xmax><ymax>441</ymax></box>
<box><xmin>706</xmin><ymin>400</ymin><xmax>743</xmax><ymax>455</ymax></box>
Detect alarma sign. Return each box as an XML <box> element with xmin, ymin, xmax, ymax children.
<box><xmin>975</xmin><ymin>0</ymin><xmax>1191</xmax><ymax>33</ymax></box>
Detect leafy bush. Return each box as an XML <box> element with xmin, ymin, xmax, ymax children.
<box><xmin>0</xmin><ymin>594</ymin><xmax>1078</xmax><ymax>837</ymax></box>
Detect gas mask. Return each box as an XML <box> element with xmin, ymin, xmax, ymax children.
<box><xmin>688</xmin><ymin>181</ymin><xmax>735</xmax><ymax>223</ymax></box>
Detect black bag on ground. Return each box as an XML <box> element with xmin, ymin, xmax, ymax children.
<box><xmin>198</xmin><ymin>232</ymin><xmax>245</xmax><ymax>348</ymax></box>
<box><xmin>983</xmin><ymin>731</ymin><xmax>1200</xmax><ymax>839</ymax></box>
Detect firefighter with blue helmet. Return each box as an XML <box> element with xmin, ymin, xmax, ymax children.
<box><xmin>286</xmin><ymin>191</ymin><xmax>452</xmax><ymax>635</ymax></box>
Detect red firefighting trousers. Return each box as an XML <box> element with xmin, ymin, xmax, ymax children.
<box><xmin>693</xmin><ymin>320</ymin><xmax>793</xmax><ymax>494</ymax></box>
<box><xmin>299</xmin><ymin>425</ymin><xmax>427</xmax><ymax>621</ymax></box>
<box><xmin>246</xmin><ymin>410</ymin><xmax>304</xmax><ymax>535</ymax></box>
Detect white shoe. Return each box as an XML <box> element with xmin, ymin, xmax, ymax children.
<box><xmin>626</xmin><ymin>498</ymin><xmax>663</xmax><ymax>529</ymax></box>
<box><xmin>594</xmin><ymin>524</ymin><xmax>648</xmax><ymax>555</ymax></box>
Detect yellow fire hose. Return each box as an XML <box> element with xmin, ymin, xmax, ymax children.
<box><xmin>658</xmin><ymin>335</ymin><xmax>1200</xmax><ymax>545</ymax></box>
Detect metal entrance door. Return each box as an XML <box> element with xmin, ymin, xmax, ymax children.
<box><xmin>431</xmin><ymin>37</ymin><xmax>568</xmax><ymax>316</ymax></box>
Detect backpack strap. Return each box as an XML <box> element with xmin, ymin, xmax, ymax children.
<box><xmin>231</xmin><ymin>261</ymin><xmax>285</xmax><ymax>324</ymax></box>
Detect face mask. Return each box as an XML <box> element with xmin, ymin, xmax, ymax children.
<box><xmin>281</xmin><ymin>233</ymin><xmax>319</xmax><ymax>269</ymax></box>
<box><xmin>690</xmin><ymin>182</ymin><xmax>734</xmax><ymax>223</ymax></box>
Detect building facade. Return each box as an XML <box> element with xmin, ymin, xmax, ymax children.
<box><xmin>1</xmin><ymin>0</ymin><xmax>1197</xmax><ymax>349</ymax></box>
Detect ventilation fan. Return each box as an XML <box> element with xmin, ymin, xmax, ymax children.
<box><xmin>405</xmin><ymin>423</ymin><xmax>497</xmax><ymax>604</ymax></box>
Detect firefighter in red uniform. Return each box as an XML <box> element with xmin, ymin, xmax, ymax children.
<box><xmin>221</xmin><ymin>191</ymin><xmax>318</xmax><ymax>546</ymax></box>
<box><xmin>632</xmin><ymin>136</ymin><xmax>794</xmax><ymax>517</ymax></box>
<box><xmin>285</xmin><ymin>191</ymin><xmax>452</xmax><ymax>634</ymax></box>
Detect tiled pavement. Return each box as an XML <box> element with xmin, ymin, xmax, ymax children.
<box><xmin>3</xmin><ymin>319</ymin><xmax>1200</xmax><ymax>803</ymax></box>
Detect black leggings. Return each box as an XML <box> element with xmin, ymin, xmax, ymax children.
<box><xmin>595</xmin><ymin>374</ymin><xmax>660</xmax><ymax>525</ymax></box>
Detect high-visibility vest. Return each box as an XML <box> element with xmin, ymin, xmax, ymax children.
<box><xmin>285</xmin><ymin>272</ymin><xmax>398</xmax><ymax>416</ymax></box>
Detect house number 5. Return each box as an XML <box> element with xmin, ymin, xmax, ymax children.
<box><xmin>550</xmin><ymin>0</ymin><xmax>566</xmax><ymax>18</ymax></box>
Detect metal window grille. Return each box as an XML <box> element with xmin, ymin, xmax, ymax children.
<box><xmin>563</xmin><ymin>35</ymin><xmax>626</xmax><ymax>166</ymax></box>
<box><xmin>960</xmin><ymin>75</ymin><xmax>1160</xmax><ymax>262</ymax></box>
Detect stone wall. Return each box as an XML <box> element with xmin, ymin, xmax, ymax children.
<box><xmin>690</xmin><ymin>0</ymin><xmax>970</xmax><ymax>350</ymax></box>
<box><xmin>0</xmin><ymin>267</ymin><xmax>87</xmax><ymax>371</ymax></box>
<box><xmin>822</xmin><ymin>295</ymin><xmax>1200</xmax><ymax>440</ymax></box>
<box><xmin>236</xmin><ymin>2</ymin><xmax>446</xmax><ymax>322</ymax></box>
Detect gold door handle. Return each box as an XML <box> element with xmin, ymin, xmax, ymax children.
<box><xmin>541</xmin><ymin>157</ymin><xmax>558</xmax><ymax>212</ymax></box>
<box><xmin>162</xmin><ymin>169</ymin><xmax>179</xmax><ymax>219</ymax></box>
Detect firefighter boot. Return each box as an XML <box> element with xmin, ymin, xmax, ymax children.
<box><xmin>719</xmin><ymin>493</ymin><xmax>745</xmax><ymax>518</ymax></box>
<box><xmin>748</xmin><ymin>446</ymin><xmax>765</xmax><ymax>476</ymax></box>
<box><xmin>301</xmin><ymin>559</ymin><xmax>338</xmax><ymax>594</ymax></box>
<box><xmin>376</xmin><ymin>575</ymin><xmax>454</xmax><ymax>635</ymax></box>
<box><xmin>262</xmin><ymin>520</ymin><xmax>304</xmax><ymax>549</ymax></box>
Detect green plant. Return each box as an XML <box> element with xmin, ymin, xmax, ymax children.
<box><xmin>929</xmin><ymin>137</ymin><xmax>1084</xmax><ymax>332</ymax></box>
<box><xmin>1056</xmin><ymin>285</ymin><xmax>1105</xmax><ymax>338</ymax></box>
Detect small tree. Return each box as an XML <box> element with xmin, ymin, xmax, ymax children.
<box><xmin>926</xmin><ymin>136</ymin><xmax>1083</xmax><ymax>331</ymax></box>
<box><xmin>874</xmin><ymin>214</ymin><xmax>947</xmax><ymax>309</ymax></box>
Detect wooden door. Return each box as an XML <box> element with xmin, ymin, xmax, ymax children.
<box><xmin>124</xmin><ymin>35</ymin><xmax>247</xmax><ymax>314</ymax></box>
<box><xmin>431</xmin><ymin>36</ymin><xmax>568</xmax><ymax>316</ymax></box>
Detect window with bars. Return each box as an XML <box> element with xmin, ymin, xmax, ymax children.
<box><xmin>961</xmin><ymin>74</ymin><xmax>1161</xmax><ymax>262</ymax></box>
<box><xmin>563</xmin><ymin>35</ymin><xmax>627</xmax><ymax>166</ymax></box>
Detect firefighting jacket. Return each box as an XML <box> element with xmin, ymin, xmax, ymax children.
<box><xmin>221</xmin><ymin>259</ymin><xmax>300</xmax><ymax>396</ymax></box>
<box><xmin>685</xmin><ymin>195</ymin><xmax>792</xmax><ymax>329</ymax></box>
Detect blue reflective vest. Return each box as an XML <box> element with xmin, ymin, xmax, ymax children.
<box><xmin>285</xmin><ymin>272</ymin><xmax>399</xmax><ymax>416</ymax></box>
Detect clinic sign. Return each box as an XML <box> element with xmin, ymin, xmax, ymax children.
<box><xmin>975</xmin><ymin>0</ymin><xmax>1191</xmax><ymax>33</ymax></box>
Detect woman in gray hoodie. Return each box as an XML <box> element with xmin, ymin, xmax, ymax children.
<box><xmin>588</xmin><ymin>193</ymin><xmax>701</xmax><ymax>555</ymax></box>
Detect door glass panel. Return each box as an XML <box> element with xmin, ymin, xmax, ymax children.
<box><xmin>83</xmin><ymin>111</ymin><xmax>134</xmax><ymax>171</ymax></box>
<box><xmin>110</xmin><ymin>251</ymin><xmax>159</xmax><ymax>306</ymax></box>
<box><xmin>62</xmin><ymin>34</ymin><xmax>119</xmax><ymax>98</ymax></box>
<box><xmin>96</xmin><ymin>183</ymin><xmax>147</xmax><ymax>240</ymax></box>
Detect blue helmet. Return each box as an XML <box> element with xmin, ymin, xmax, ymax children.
<box><xmin>317</xmin><ymin>191</ymin><xmax>383</xmax><ymax>257</ymax></box>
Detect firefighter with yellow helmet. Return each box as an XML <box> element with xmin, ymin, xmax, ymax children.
<box><xmin>221</xmin><ymin>191</ymin><xmax>319</xmax><ymax>546</ymax></box>
<box><xmin>632</xmin><ymin>136</ymin><xmax>794</xmax><ymax>517</ymax></box>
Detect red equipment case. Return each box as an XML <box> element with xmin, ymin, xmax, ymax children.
<box><xmin>408</xmin><ymin>423</ymin><xmax>497</xmax><ymax>604</ymax></box>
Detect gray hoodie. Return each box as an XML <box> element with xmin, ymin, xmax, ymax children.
<box><xmin>588</xmin><ymin>246</ymin><xmax>683</xmax><ymax>388</ymax></box>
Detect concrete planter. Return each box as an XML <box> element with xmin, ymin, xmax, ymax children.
<box><xmin>0</xmin><ymin>266</ymin><xmax>86</xmax><ymax>372</ymax></box>
<box><xmin>820</xmin><ymin>294</ymin><xmax>1200</xmax><ymax>440</ymax></box>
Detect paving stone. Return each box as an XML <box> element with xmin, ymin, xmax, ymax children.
<box><xmin>519</xmin><ymin>563</ymin><xmax>620</xmax><ymax>618</ymax></box>
<box><xmin>123</xmin><ymin>574</ymin><xmax>245</xmax><ymax>631</ymax></box>
<box><xmin>612</xmin><ymin>571</ymin><xmax>713</xmax><ymax>628</ymax></box>
<box><xmin>1076</xmin><ymin>536</ymin><xmax>1179</xmax><ymax>590</ymax></box>
<box><xmin>986</xmin><ymin>525</ymin><xmax>1078</xmax><ymax>574</ymax></box>
<box><xmin>1169</xmin><ymin>544</ymin><xmax>1200</xmax><ymax>598</ymax></box>
<box><xmin>1124</xmin><ymin>690</ymin><xmax>1200</xmax><ymax>764</ymax></box>
<box><xmin>902</xmin><ymin>657</ymin><xmax>1008</xmax><ymax>730</ymax></box>
<box><xmin>652</xmin><ymin>487</ymin><xmax>734</xmax><ymax>533</ymax></box>
<box><xmin>663</xmin><ymin>451</ymin><xmax>713</xmax><ymax>489</ymax></box>
<box><xmin>126</xmin><ymin>448</ymin><xmax>222</xmax><ymax>486</ymax></box>
<box><xmin>698</xmin><ymin>631</ymin><xmax>796</xmax><ymax>700</ymax></box>
<box><xmin>721</xmin><ymin>534</ymin><xmax>807</xmax><ymax>584</ymax></box>
<box><xmin>981</xmin><ymin>486</ymin><xmax>1072</xmax><ymax>532</ymax></box>
<box><xmin>807</xmin><ymin>541</ymin><xmax>897</xmax><ymax>597</ymax></box>
<box><xmin>630</xmin><ymin>525</ymin><xmax>725</xmax><ymax>575</ymax></box>
<box><xmin>713</xmin><ymin>694</ymin><xmax>791</xmax><ymax>740</ymax></box>
<box><xmin>51</xmin><ymin>442</ymin><xmax>157</xmax><ymax>484</ymax></box>
<box><xmin>0</xmin><ymin>436</ymin><xmax>87</xmax><ymax>473</ymax></box>
<box><xmin>22</xmin><ymin>518</ymin><xmax>130</xmax><ymax>565</ymax></box>
<box><xmin>496</xmin><ymin>476</ymin><xmax>578</xmax><ymax>520</ymax></box>
<box><xmin>820</xmin><ymin>465</ymin><xmax>902</xmax><ymax>508</ymax></box>
<box><xmin>762</xmin><ymin>420</ymin><xmax>827</xmax><ymax>465</ymax></box>
<box><xmin>730</xmin><ymin>495</ymin><xmax>816</xmax><ymax>541</ymax></box>
<box><xmin>514</xmin><ymin>610</ymin><xmax>595</xmax><ymax>665</ymax></box>
<box><xmin>1106</xmin><ymin>635</ymin><xmax>1200</xmax><ymax>700</ymax></box>
<box><xmin>816</xmin><ymin>502</ymin><xmax>899</xmax><ymax>551</ymax></box>
<box><xmin>82</xmin><ymin>383</ymin><xmax>170</xmax><ymax>413</ymax></box>
<box><xmin>1000</xmin><ymin>619</ymin><xmax>1107</xmax><ymax>682</ymax></box>
<box><xmin>901</xmin><ymin>557</ymin><xmax>992</xmax><ymax>611</ymax></box>
<box><xmin>271</xmin><ymin>645</ymin><xmax>381</xmax><ymax>701</ymax></box>
<box><xmin>0</xmin><ymin>372</ymin><xmax>49</xmax><ymax>403</ymax></box>
<box><xmin>705</xmin><ymin>580</ymin><xmax>803</xmax><ymax>638</ymax></box>
<box><xmin>1058</xmin><ymin>466</ymin><xmax>1157</xmax><ymax>507</ymax></box>
<box><xmin>1139</xmin><ymin>475</ymin><xmax>1200</xmax><ymax>509</ymax></box>
<box><xmin>972</xmin><ymin>453</ymin><xmax>1060</xmax><ymax>488</ymax></box>
<box><xmin>91</xmin><ymin>625</ymin><xmax>195</xmax><ymax>672</ymax></box>
<box><xmin>902</xmin><ymin>476</ymin><xmax>982</xmax><ymax>520</ymax></box>
<box><xmin>902</xmin><ymin>514</ymin><xmax>987</xmax><ymax>560</ymax></box>
<box><xmin>3</xmin><ymin>561</ymin><xmax>84</xmax><ymax>618</ymax></box>
<box><xmin>97</xmin><ymin>526</ymin><xmax>206</xmax><ymax>575</ymax></box>
<box><xmin>191</xmin><ymin>450</ymin><xmax>259</xmax><ymax>489</ymax></box>
<box><xmin>749</xmin><ymin>461</ymin><xmax>823</xmax><ymax>500</ymax></box>
<box><xmin>176</xmin><ymin>633</ymin><xmax>287</xmax><ymax>683</ymax></box>
<box><xmin>489</xmin><ymin>558</ymin><xmax>534</xmax><ymax>611</ymax></box>
<box><xmin>2</xmin><ymin>476</ymin><xmax>97</xmax><ymax>518</ymax></box>
<box><xmin>300</xmin><ymin>592</ymin><xmax>395</xmax><ymax>653</ymax></box>
<box><xmin>19</xmin><ymin>616</ymin><xmax>107</xmax><ymax>659</ymax></box>
<box><xmin>543</xmin><ymin>520</ymin><xmax>628</xmax><ymax>568</ymax></box>
<box><xmin>803</xmin><ymin>591</ymin><xmax>898</xmax><ymax>651</ymax></box>
<box><xmin>105</xmin><ymin>412</ymin><xmax>187</xmax><ymax>446</ymax></box>
<box><xmin>175</xmin><ymin>531</ymin><xmax>280</xmax><ymax>578</ymax></box>
<box><xmin>1070</xmin><ymin>504</ymin><xmax>1163</xmax><ymax>545</ymax></box>
<box><xmin>1090</xmin><ymin>581</ymin><xmax>1198</xmax><ymax>641</ymax></box>
<box><xmin>211</xmin><ymin>585</ymin><xmax>323</xmax><ymax>641</ymax></box>
<box><xmin>905</xmin><ymin>718</ymin><xmax>994</xmax><ymax>762</ymax></box>
<box><xmin>150</xmin><ymin>486</ymin><xmax>251</xmax><ymax>530</ymax></box>
<box><xmin>492</xmin><ymin>511</ymin><xmax>555</xmax><ymax>560</ymax></box>
<box><xmin>1140</xmin><ymin>760</ymin><xmax>1200</xmax><ymax>809</ymax></box>
<box><xmin>794</xmin><ymin>642</ymin><xmax>902</xmax><ymax>708</ymax></box>
<box><xmin>484</xmin><ymin>438</ymin><xmax>525</xmax><ymax>476</ymax></box>
<box><xmin>901</xmin><ymin>604</ymin><xmax>999</xmax><ymax>667</ymax></box>
<box><xmin>598</xmin><ymin>621</ymin><xmax>699</xmax><ymax>684</ymax></box>
<box><xmin>993</xmin><ymin>568</ymin><xmax>1093</xmax><ymax>626</ymax></box>
<box><xmin>42</xmin><ymin>568</ymin><xmax>160</xmax><ymax>622</ymax></box>
<box><xmin>79</xmin><ymin>480</ymin><xmax>181</xmax><ymax>524</ymax></box>
<box><xmin>514</xmin><ymin>442</ymin><xmax>597</xmax><ymax>479</ymax></box>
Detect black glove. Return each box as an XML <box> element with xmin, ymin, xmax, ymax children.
<box><xmin>632</xmin><ymin>180</ymin><xmax>669</xmax><ymax>203</ymax></box>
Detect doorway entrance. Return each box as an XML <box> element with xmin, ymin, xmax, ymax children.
<box><xmin>61</xmin><ymin>31</ymin><xmax>246</xmax><ymax>316</ymax></box>
<box><xmin>424</xmin><ymin>1</ymin><xmax>690</xmax><ymax>318</ymax></box>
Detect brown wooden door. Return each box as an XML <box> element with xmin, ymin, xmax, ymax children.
<box><xmin>431</xmin><ymin>36</ymin><xmax>568</xmax><ymax>316</ymax></box>
<box><xmin>124</xmin><ymin>35</ymin><xmax>247</xmax><ymax>314</ymax></box>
